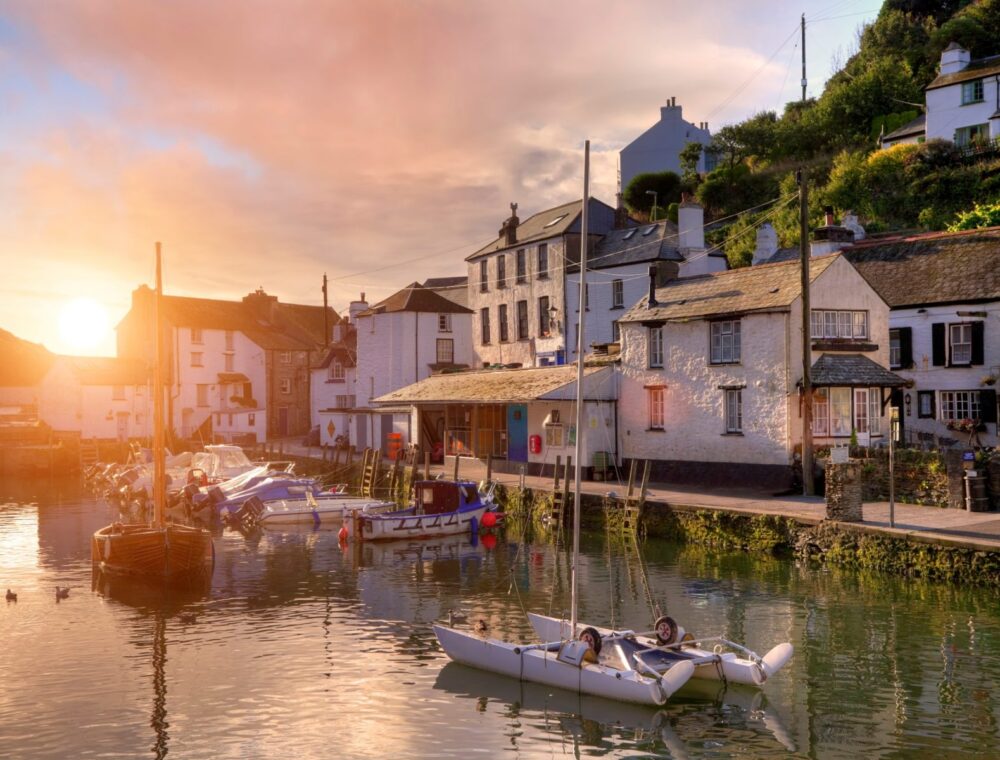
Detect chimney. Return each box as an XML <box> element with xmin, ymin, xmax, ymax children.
<box><xmin>677</xmin><ymin>194</ymin><xmax>705</xmax><ymax>250</ymax></box>
<box><xmin>348</xmin><ymin>292</ymin><xmax>368</xmax><ymax>323</ymax></box>
<box><xmin>811</xmin><ymin>211</ymin><xmax>855</xmax><ymax>257</ymax></box>
<box><xmin>614</xmin><ymin>192</ymin><xmax>629</xmax><ymax>230</ymax></box>
<box><xmin>499</xmin><ymin>202</ymin><xmax>519</xmax><ymax>246</ymax></box>
<box><xmin>647</xmin><ymin>264</ymin><xmax>658</xmax><ymax>308</ymax></box>
<box><xmin>660</xmin><ymin>98</ymin><xmax>682</xmax><ymax>122</ymax></box>
<box><xmin>242</xmin><ymin>287</ymin><xmax>280</xmax><ymax>324</ymax></box>
<box><xmin>940</xmin><ymin>42</ymin><xmax>971</xmax><ymax>75</ymax></box>
<box><xmin>752</xmin><ymin>222</ymin><xmax>779</xmax><ymax>265</ymax></box>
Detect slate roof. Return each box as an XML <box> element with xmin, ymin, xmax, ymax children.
<box><xmin>586</xmin><ymin>221</ymin><xmax>683</xmax><ymax>270</ymax></box>
<box><xmin>0</xmin><ymin>328</ymin><xmax>54</xmax><ymax>386</ymax></box>
<box><xmin>764</xmin><ymin>248</ymin><xmax>802</xmax><ymax>264</ymax></box>
<box><xmin>810</xmin><ymin>354</ymin><xmax>907</xmax><ymax>387</ymax></box>
<box><xmin>467</xmin><ymin>198</ymin><xmax>615</xmax><ymax>260</ymax></box>
<box><xmin>881</xmin><ymin>113</ymin><xmax>926</xmax><ymax>143</ymax></box>
<box><xmin>120</xmin><ymin>287</ymin><xmax>337</xmax><ymax>351</ymax></box>
<box><xmin>618</xmin><ymin>254</ymin><xmax>841</xmax><ymax>323</ymax></box>
<box><xmin>374</xmin><ymin>365</ymin><xmax>608</xmax><ymax>404</ymax></box>
<box><xmin>360</xmin><ymin>282</ymin><xmax>472</xmax><ymax>316</ymax></box>
<box><xmin>844</xmin><ymin>227</ymin><xmax>1000</xmax><ymax>308</ymax></box>
<box><xmin>928</xmin><ymin>54</ymin><xmax>1000</xmax><ymax>90</ymax></box>
<box><xmin>422</xmin><ymin>276</ymin><xmax>469</xmax><ymax>309</ymax></box>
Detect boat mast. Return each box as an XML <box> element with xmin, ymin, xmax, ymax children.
<box><xmin>570</xmin><ymin>140</ymin><xmax>589</xmax><ymax>636</ymax></box>
<box><xmin>153</xmin><ymin>243</ymin><xmax>165</xmax><ymax>528</ymax></box>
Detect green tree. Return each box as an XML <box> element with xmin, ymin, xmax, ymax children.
<box><xmin>623</xmin><ymin>171</ymin><xmax>682</xmax><ymax>218</ymax></box>
<box><xmin>679</xmin><ymin>142</ymin><xmax>705</xmax><ymax>185</ymax></box>
<box><xmin>948</xmin><ymin>201</ymin><xmax>1000</xmax><ymax>231</ymax></box>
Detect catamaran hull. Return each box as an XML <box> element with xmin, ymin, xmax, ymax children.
<box><xmin>433</xmin><ymin>624</ymin><xmax>694</xmax><ymax>706</ymax></box>
<box><xmin>527</xmin><ymin>612</ymin><xmax>792</xmax><ymax>687</ymax></box>
<box><xmin>351</xmin><ymin>504</ymin><xmax>491</xmax><ymax>542</ymax></box>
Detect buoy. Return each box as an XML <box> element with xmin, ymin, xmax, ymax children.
<box><xmin>338</xmin><ymin>525</ymin><xmax>349</xmax><ymax>543</ymax></box>
<box><xmin>481</xmin><ymin>511</ymin><xmax>497</xmax><ymax>529</ymax></box>
<box><xmin>481</xmin><ymin>533</ymin><xmax>497</xmax><ymax>550</ymax></box>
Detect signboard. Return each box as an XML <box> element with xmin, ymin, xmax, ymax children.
<box><xmin>962</xmin><ymin>450</ymin><xmax>975</xmax><ymax>471</ymax></box>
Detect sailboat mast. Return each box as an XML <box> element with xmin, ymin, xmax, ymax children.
<box><xmin>153</xmin><ymin>243</ymin><xmax>166</xmax><ymax>527</ymax></box>
<box><xmin>570</xmin><ymin>140</ymin><xmax>589</xmax><ymax>636</ymax></box>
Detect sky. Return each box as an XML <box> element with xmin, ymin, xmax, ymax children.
<box><xmin>0</xmin><ymin>0</ymin><xmax>881</xmax><ymax>356</ymax></box>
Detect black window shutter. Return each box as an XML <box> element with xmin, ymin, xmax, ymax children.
<box><xmin>971</xmin><ymin>321</ymin><xmax>985</xmax><ymax>366</ymax></box>
<box><xmin>899</xmin><ymin>326</ymin><xmax>913</xmax><ymax>368</ymax></box>
<box><xmin>981</xmin><ymin>389</ymin><xmax>998</xmax><ymax>424</ymax></box>
<box><xmin>931</xmin><ymin>323</ymin><xmax>946</xmax><ymax>366</ymax></box>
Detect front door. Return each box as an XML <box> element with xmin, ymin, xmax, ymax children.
<box><xmin>116</xmin><ymin>412</ymin><xmax>129</xmax><ymax>442</ymax></box>
<box><xmin>507</xmin><ymin>404</ymin><xmax>528</xmax><ymax>462</ymax></box>
<box><xmin>277</xmin><ymin>406</ymin><xmax>289</xmax><ymax>436</ymax></box>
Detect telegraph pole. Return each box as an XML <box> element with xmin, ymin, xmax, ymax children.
<box><xmin>322</xmin><ymin>273</ymin><xmax>329</xmax><ymax>343</ymax></box>
<box><xmin>799</xmin><ymin>13</ymin><xmax>814</xmax><ymax>495</ymax></box>
<box><xmin>800</xmin><ymin>13</ymin><xmax>807</xmax><ymax>102</ymax></box>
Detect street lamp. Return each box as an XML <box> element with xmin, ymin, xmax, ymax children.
<box><xmin>645</xmin><ymin>190</ymin><xmax>658</xmax><ymax>221</ymax></box>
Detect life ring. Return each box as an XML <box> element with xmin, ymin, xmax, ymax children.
<box><xmin>653</xmin><ymin>615</ymin><xmax>678</xmax><ymax>646</ymax></box>
<box><xmin>578</xmin><ymin>626</ymin><xmax>603</xmax><ymax>656</ymax></box>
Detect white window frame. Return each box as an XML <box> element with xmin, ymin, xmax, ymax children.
<box><xmin>647</xmin><ymin>387</ymin><xmax>665</xmax><ymax>430</ymax></box>
<box><xmin>961</xmin><ymin>79</ymin><xmax>984</xmax><ymax>105</ymax></box>
<box><xmin>648</xmin><ymin>326</ymin><xmax>663</xmax><ymax>368</ymax></box>
<box><xmin>724</xmin><ymin>389</ymin><xmax>742</xmax><ymax>434</ymax></box>
<box><xmin>811</xmin><ymin>310</ymin><xmax>868</xmax><ymax>339</ymax></box>
<box><xmin>329</xmin><ymin>360</ymin><xmax>345</xmax><ymax>381</ymax></box>
<box><xmin>710</xmin><ymin>320</ymin><xmax>741</xmax><ymax>364</ymax></box>
<box><xmin>889</xmin><ymin>329</ymin><xmax>901</xmax><ymax>369</ymax></box>
<box><xmin>196</xmin><ymin>384</ymin><xmax>209</xmax><ymax>407</ymax></box>
<box><xmin>438</xmin><ymin>314</ymin><xmax>452</xmax><ymax>333</ymax></box>
<box><xmin>436</xmin><ymin>338</ymin><xmax>454</xmax><ymax>364</ymax></box>
<box><xmin>950</xmin><ymin>323</ymin><xmax>972</xmax><ymax>365</ymax></box>
<box><xmin>831</xmin><ymin>387</ymin><xmax>853</xmax><ymax>437</ymax></box>
<box><xmin>280</xmin><ymin>351</ymin><xmax>292</xmax><ymax>364</ymax></box>
<box><xmin>280</xmin><ymin>377</ymin><xmax>292</xmax><ymax>394</ymax></box>
<box><xmin>812</xmin><ymin>387</ymin><xmax>830</xmax><ymax>437</ymax></box>
<box><xmin>612</xmin><ymin>279</ymin><xmax>624</xmax><ymax>308</ymax></box>
<box><xmin>940</xmin><ymin>390</ymin><xmax>980</xmax><ymax>421</ymax></box>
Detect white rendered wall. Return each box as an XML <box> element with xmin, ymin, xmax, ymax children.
<box><xmin>926</xmin><ymin>79</ymin><xmax>1000</xmax><ymax>142</ymax></box>
<box><xmin>620</xmin><ymin>103</ymin><xmax>712</xmax><ymax>189</ymax></box>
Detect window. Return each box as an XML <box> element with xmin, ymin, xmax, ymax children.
<box><xmin>544</xmin><ymin>213</ymin><xmax>568</xmax><ymax>228</ymax></box>
<box><xmin>516</xmin><ymin>300</ymin><xmax>529</xmax><ymax>340</ymax></box>
<box><xmin>224</xmin><ymin>353</ymin><xmax>235</xmax><ymax>372</ymax></box>
<box><xmin>812</xmin><ymin>388</ymin><xmax>830</xmax><ymax>437</ymax></box>
<box><xmin>648</xmin><ymin>326</ymin><xmax>663</xmax><ymax>368</ymax></box>
<box><xmin>950</xmin><ymin>323</ymin><xmax>972</xmax><ymax>365</ymax></box>
<box><xmin>335</xmin><ymin>394</ymin><xmax>355</xmax><ymax>409</ymax></box>
<box><xmin>889</xmin><ymin>329</ymin><xmax>901</xmax><ymax>368</ymax></box>
<box><xmin>647</xmin><ymin>387</ymin><xmax>665</xmax><ymax>430</ymax></box>
<box><xmin>436</xmin><ymin>338</ymin><xmax>454</xmax><ymax>364</ymax></box>
<box><xmin>961</xmin><ymin>79</ymin><xmax>984</xmax><ymax>105</ymax></box>
<box><xmin>480</xmin><ymin>260</ymin><xmax>489</xmax><ymax>292</ymax></box>
<box><xmin>537</xmin><ymin>244</ymin><xmax>549</xmax><ymax>279</ymax></box>
<box><xmin>498</xmin><ymin>304</ymin><xmax>509</xmax><ymax>342</ymax></box>
<box><xmin>811</xmin><ymin>310</ymin><xmax>868</xmax><ymax>339</ymax></box>
<box><xmin>539</xmin><ymin>296</ymin><xmax>551</xmax><ymax>337</ymax></box>
<box><xmin>228</xmin><ymin>413</ymin><xmax>233</xmax><ymax>426</ymax></box>
<box><xmin>612</xmin><ymin>320</ymin><xmax>620</xmax><ymax>343</ymax></box>
<box><xmin>955</xmin><ymin>123</ymin><xmax>989</xmax><ymax>146</ymax></box>
<box><xmin>196</xmin><ymin>384</ymin><xmax>209</xmax><ymax>407</ymax></box>
<box><xmin>112</xmin><ymin>385</ymin><xmax>125</xmax><ymax>401</ymax></box>
<box><xmin>918</xmin><ymin>391</ymin><xmax>935</xmax><ymax>419</ymax></box>
<box><xmin>710</xmin><ymin>320</ymin><xmax>741</xmax><ymax>364</ymax></box>
<box><xmin>516</xmin><ymin>249</ymin><xmax>526</xmax><ymax>283</ymax></box>
<box><xmin>480</xmin><ymin>307</ymin><xmax>491</xmax><ymax>345</ymax></box>
<box><xmin>280</xmin><ymin>351</ymin><xmax>292</xmax><ymax>364</ymax></box>
<box><xmin>724</xmin><ymin>389</ymin><xmax>742</xmax><ymax>433</ymax></box>
<box><xmin>329</xmin><ymin>360</ymin><xmax>345</xmax><ymax>381</ymax></box>
<box><xmin>940</xmin><ymin>390</ymin><xmax>980</xmax><ymax>421</ymax></box>
<box><xmin>224</xmin><ymin>330</ymin><xmax>234</xmax><ymax>351</ymax></box>
<box><xmin>191</xmin><ymin>327</ymin><xmax>203</xmax><ymax>345</ymax></box>
<box><xmin>438</xmin><ymin>314</ymin><xmax>452</xmax><ymax>332</ymax></box>
<box><xmin>248</xmin><ymin>413</ymin><xmax>255</xmax><ymax>426</ymax></box>
<box><xmin>545</xmin><ymin>423</ymin><xmax>564</xmax><ymax>447</ymax></box>
<box><xmin>854</xmin><ymin>388</ymin><xmax>871</xmax><ymax>434</ymax></box>
<box><xmin>215</xmin><ymin>413</ymin><xmax>221</xmax><ymax>426</ymax></box>
<box><xmin>497</xmin><ymin>255</ymin><xmax>507</xmax><ymax>288</ymax></box>
<box><xmin>830</xmin><ymin>387</ymin><xmax>853</xmax><ymax>436</ymax></box>
<box><xmin>612</xmin><ymin>279</ymin><xmax>624</xmax><ymax>308</ymax></box>
<box><xmin>280</xmin><ymin>378</ymin><xmax>292</xmax><ymax>394</ymax></box>
<box><xmin>190</xmin><ymin>351</ymin><xmax>203</xmax><ymax>367</ymax></box>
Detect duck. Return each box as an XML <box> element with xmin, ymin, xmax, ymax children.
<box><xmin>474</xmin><ymin>618</ymin><xmax>489</xmax><ymax>635</ymax></box>
<box><xmin>55</xmin><ymin>587</ymin><xmax>70</xmax><ymax>601</ymax></box>
<box><xmin>448</xmin><ymin>609</ymin><xmax>468</xmax><ymax>626</ymax></box>
<box><xmin>5</xmin><ymin>589</ymin><xmax>16</xmax><ymax>602</ymax></box>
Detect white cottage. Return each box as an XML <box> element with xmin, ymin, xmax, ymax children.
<box><xmin>620</xmin><ymin>97</ymin><xmax>714</xmax><ymax>189</ymax></box>
<box><xmin>616</xmin><ymin>253</ymin><xmax>904</xmax><ymax>488</ymax></box>
<box><xmin>846</xmin><ymin>227</ymin><xmax>1000</xmax><ymax>447</ymax></box>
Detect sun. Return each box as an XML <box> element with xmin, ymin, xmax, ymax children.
<box><xmin>57</xmin><ymin>298</ymin><xmax>111</xmax><ymax>354</ymax></box>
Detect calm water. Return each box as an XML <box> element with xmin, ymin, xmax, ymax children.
<box><xmin>2</xmin><ymin>479</ymin><xmax>999</xmax><ymax>759</ymax></box>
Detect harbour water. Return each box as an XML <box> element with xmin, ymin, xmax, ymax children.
<box><xmin>2</xmin><ymin>479</ymin><xmax>999</xmax><ymax>759</ymax></box>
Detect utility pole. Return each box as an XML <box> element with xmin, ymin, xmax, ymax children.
<box><xmin>322</xmin><ymin>273</ymin><xmax>329</xmax><ymax>343</ymax></box>
<box><xmin>799</xmin><ymin>11</ymin><xmax>814</xmax><ymax>496</ymax></box>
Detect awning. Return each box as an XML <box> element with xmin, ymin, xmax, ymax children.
<box><xmin>809</xmin><ymin>354</ymin><xmax>908</xmax><ymax>387</ymax></box>
<box><xmin>217</xmin><ymin>372</ymin><xmax>250</xmax><ymax>383</ymax></box>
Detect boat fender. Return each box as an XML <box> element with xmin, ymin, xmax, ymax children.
<box><xmin>338</xmin><ymin>525</ymin><xmax>349</xmax><ymax>543</ymax></box>
<box><xmin>579</xmin><ymin>627</ymin><xmax>603</xmax><ymax>656</ymax></box>
<box><xmin>653</xmin><ymin>615</ymin><xmax>678</xmax><ymax>646</ymax></box>
<box><xmin>469</xmin><ymin>516</ymin><xmax>478</xmax><ymax>537</ymax></box>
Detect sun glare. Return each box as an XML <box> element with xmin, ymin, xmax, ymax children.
<box><xmin>57</xmin><ymin>298</ymin><xmax>111</xmax><ymax>354</ymax></box>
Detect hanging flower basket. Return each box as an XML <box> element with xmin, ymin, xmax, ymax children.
<box><xmin>946</xmin><ymin>418</ymin><xmax>985</xmax><ymax>433</ymax></box>
<box><xmin>981</xmin><ymin>374</ymin><xmax>997</xmax><ymax>387</ymax></box>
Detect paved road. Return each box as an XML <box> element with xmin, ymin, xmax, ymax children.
<box><xmin>276</xmin><ymin>439</ymin><xmax>1000</xmax><ymax>551</ymax></box>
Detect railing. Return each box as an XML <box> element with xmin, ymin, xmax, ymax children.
<box><xmin>956</xmin><ymin>136</ymin><xmax>1000</xmax><ymax>161</ymax></box>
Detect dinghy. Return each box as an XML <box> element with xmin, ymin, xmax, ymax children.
<box><xmin>433</xmin><ymin>142</ymin><xmax>695</xmax><ymax>707</ymax></box>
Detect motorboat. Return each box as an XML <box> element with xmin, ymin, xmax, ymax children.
<box><xmin>255</xmin><ymin>490</ymin><xmax>396</xmax><ymax>527</ymax></box>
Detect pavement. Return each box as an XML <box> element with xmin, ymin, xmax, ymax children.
<box><xmin>274</xmin><ymin>438</ymin><xmax>1000</xmax><ymax>552</ymax></box>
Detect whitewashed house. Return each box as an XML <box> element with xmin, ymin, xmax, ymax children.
<box><xmin>351</xmin><ymin>283</ymin><xmax>472</xmax><ymax>454</ymax></box>
<box><xmin>117</xmin><ymin>287</ymin><xmax>334</xmax><ymax>443</ymax></box>
<box><xmin>620</xmin><ymin>97</ymin><xmax>713</xmax><ymax>189</ymax></box>
<box><xmin>467</xmin><ymin>199</ymin><xmax>618</xmax><ymax>369</ymax></box>
<box><xmin>312</xmin><ymin>296</ymin><xmax>366</xmax><ymax>448</ymax></box>
<box><xmin>846</xmin><ymin>227</ymin><xmax>1000</xmax><ymax>447</ymax></box>
<box><xmin>566</xmin><ymin>199</ymin><xmax>726</xmax><ymax>353</ymax></box>
<box><xmin>616</xmin><ymin>252</ymin><xmax>904</xmax><ymax>488</ymax></box>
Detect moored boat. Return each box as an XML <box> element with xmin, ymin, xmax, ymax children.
<box><xmin>92</xmin><ymin>522</ymin><xmax>214</xmax><ymax>580</ymax></box>
<box><xmin>256</xmin><ymin>492</ymin><xmax>396</xmax><ymax>527</ymax></box>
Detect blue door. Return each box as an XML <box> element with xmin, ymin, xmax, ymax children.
<box><xmin>507</xmin><ymin>404</ymin><xmax>528</xmax><ymax>462</ymax></box>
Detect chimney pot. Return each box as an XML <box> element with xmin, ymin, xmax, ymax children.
<box><xmin>823</xmin><ymin>205</ymin><xmax>835</xmax><ymax>226</ymax></box>
<box><xmin>647</xmin><ymin>264</ymin><xmax>658</xmax><ymax>307</ymax></box>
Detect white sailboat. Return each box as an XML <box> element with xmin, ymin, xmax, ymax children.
<box><xmin>432</xmin><ymin>141</ymin><xmax>696</xmax><ymax>706</ymax></box>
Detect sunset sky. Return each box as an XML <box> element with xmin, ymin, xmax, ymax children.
<box><xmin>0</xmin><ymin>0</ymin><xmax>879</xmax><ymax>356</ymax></box>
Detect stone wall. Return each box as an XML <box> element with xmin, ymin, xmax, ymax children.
<box><xmin>857</xmin><ymin>448</ymin><xmax>950</xmax><ymax>507</ymax></box>
<box><xmin>826</xmin><ymin>462</ymin><xmax>863</xmax><ymax>521</ymax></box>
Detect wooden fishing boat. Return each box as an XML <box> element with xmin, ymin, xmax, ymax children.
<box><xmin>526</xmin><ymin>612</ymin><xmax>794</xmax><ymax>687</ymax></box>
<box><xmin>90</xmin><ymin>244</ymin><xmax>214</xmax><ymax>581</ymax></box>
